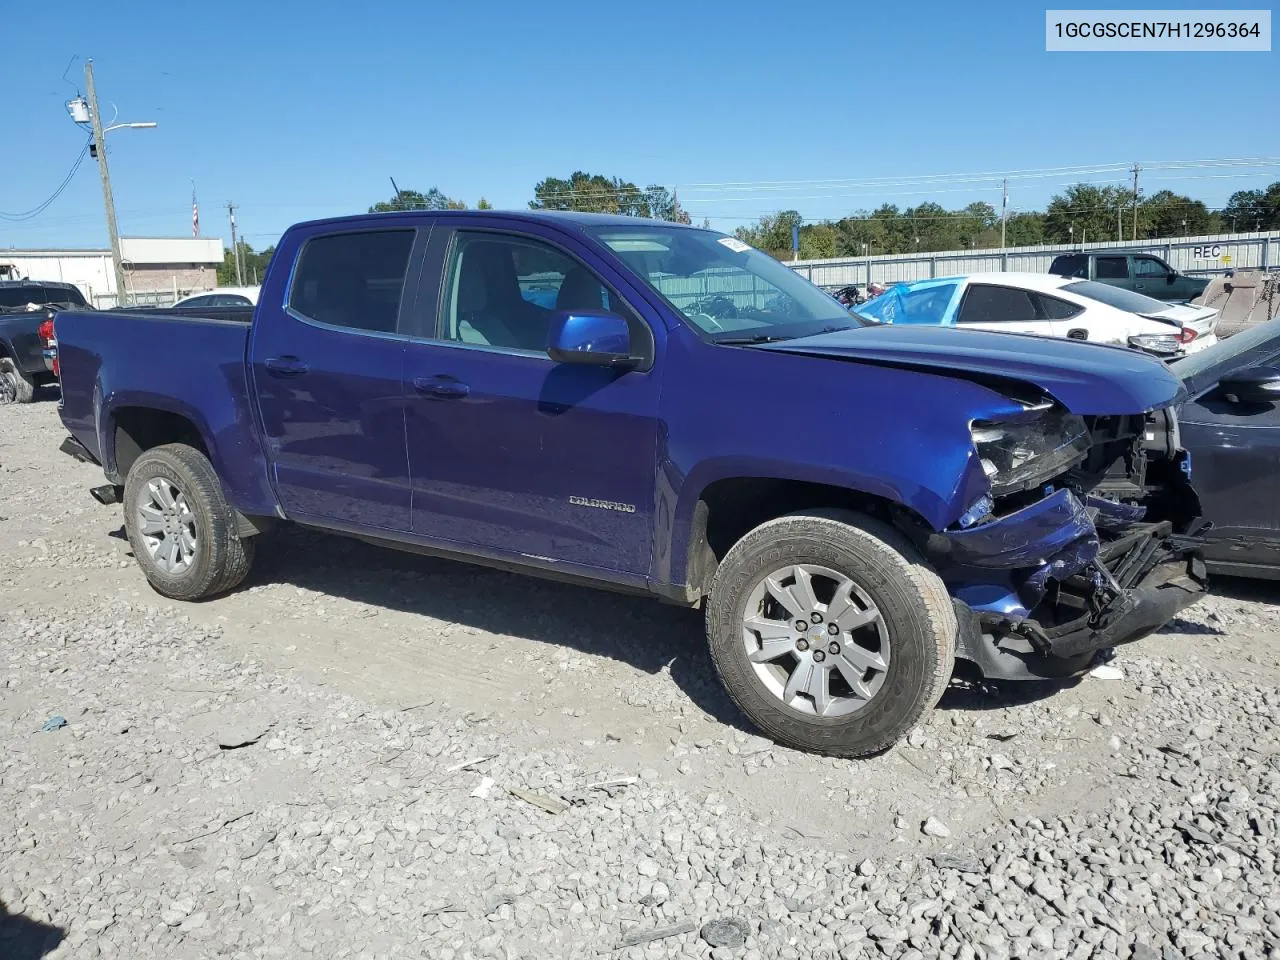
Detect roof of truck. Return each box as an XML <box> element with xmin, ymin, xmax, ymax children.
<box><xmin>292</xmin><ymin>209</ymin><xmax>705</xmax><ymax>232</ymax></box>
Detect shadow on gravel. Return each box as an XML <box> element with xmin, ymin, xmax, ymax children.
<box><xmin>27</xmin><ymin>386</ymin><xmax>61</xmax><ymax>404</ymax></box>
<box><xmin>226</xmin><ymin>527</ymin><xmax>1092</xmax><ymax>734</ymax></box>
<box><xmin>0</xmin><ymin>900</ymin><xmax>65</xmax><ymax>960</ymax></box>
<box><xmin>938</xmin><ymin>670</ymin><xmax>1076</xmax><ymax>714</ymax></box>
<box><xmin>246</xmin><ymin>526</ymin><xmax>760</xmax><ymax>733</ymax></box>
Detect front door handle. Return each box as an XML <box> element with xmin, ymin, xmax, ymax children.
<box><xmin>264</xmin><ymin>356</ymin><xmax>309</xmax><ymax>378</ymax></box>
<box><xmin>413</xmin><ymin>376</ymin><xmax>470</xmax><ymax>399</ymax></box>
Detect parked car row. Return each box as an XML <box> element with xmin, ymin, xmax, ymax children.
<box><xmin>851</xmin><ymin>272</ymin><xmax>1220</xmax><ymax>359</ymax></box>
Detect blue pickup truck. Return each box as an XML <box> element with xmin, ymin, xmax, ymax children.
<box><xmin>51</xmin><ymin>211</ymin><xmax>1206</xmax><ymax>756</ymax></box>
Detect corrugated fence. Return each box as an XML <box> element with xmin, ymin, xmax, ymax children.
<box><xmin>787</xmin><ymin>230</ymin><xmax>1280</xmax><ymax>289</ymax></box>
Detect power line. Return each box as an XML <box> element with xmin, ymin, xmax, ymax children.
<box><xmin>0</xmin><ymin>138</ymin><xmax>93</xmax><ymax>221</ymax></box>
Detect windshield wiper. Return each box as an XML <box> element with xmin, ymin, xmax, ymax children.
<box><xmin>712</xmin><ymin>333</ymin><xmax>796</xmax><ymax>345</ymax></box>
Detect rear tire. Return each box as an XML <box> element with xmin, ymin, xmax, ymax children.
<box><xmin>122</xmin><ymin>443</ymin><xmax>255</xmax><ymax>600</ymax></box>
<box><xmin>705</xmin><ymin>509</ymin><xmax>956</xmax><ymax>757</ymax></box>
<box><xmin>0</xmin><ymin>358</ymin><xmax>35</xmax><ymax>404</ymax></box>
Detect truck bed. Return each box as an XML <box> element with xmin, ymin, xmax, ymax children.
<box><xmin>54</xmin><ymin>308</ymin><xmax>278</xmax><ymax>516</ymax></box>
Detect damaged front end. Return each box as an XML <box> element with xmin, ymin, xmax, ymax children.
<box><xmin>907</xmin><ymin>402</ymin><xmax>1208</xmax><ymax>681</ymax></box>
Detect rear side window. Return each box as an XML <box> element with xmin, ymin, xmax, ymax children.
<box><xmin>1049</xmin><ymin>254</ymin><xmax>1087</xmax><ymax>278</ymax></box>
<box><xmin>1031</xmin><ymin>293</ymin><xmax>1084</xmax><ymax>320</ymax></box>
<box><xmin>288</xmin><ymin>229</ymin><xmax>414</xmax><ymax>334</ymax></box>
<box><xmin>956</xmin><ymin>284</ymin><xmax>1038</xmax><ymax>324</ymax></box>
<box><xmin>1095</xmin><ymin>256</ymin><xmax>1129</xmax><ymax>280</ymax></box>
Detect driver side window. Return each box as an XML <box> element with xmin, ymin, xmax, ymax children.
<box><xmin>440</xmin><ymin>232</ymin><xmax>618</xmax><ymax>352</ymax></box>
<box><xmin>1134</xmin><ymin>257</ymin><xmax>1170</xmax><ymax>279</ymax></box>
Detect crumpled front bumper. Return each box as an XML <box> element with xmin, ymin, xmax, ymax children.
<box><xmin>930</xmin><ymin>488</ymin><xmax>1207</xmax><ymax>681</ymax></box>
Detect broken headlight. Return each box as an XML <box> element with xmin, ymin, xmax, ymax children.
<box><xmin>970</xmin><ymin>411</ymin><xmax>1091</xmax><ymax>497</ymax></box>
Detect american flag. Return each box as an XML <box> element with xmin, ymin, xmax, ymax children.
<box><xmin>192</xmin><ymin>185</ymin><xmax>199</xmax><ymax>237</ymax></box>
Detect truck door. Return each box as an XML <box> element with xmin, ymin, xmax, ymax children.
<box><xmin>1132</xmin><ymin>255</ymin><xmax>1177</xmax><ymax>299</ymax></box>
<box><xmin>399</xmin><ymin>219</ymin><xmax>663</xmax><ymax>579</ymax></box>
<box><xmin>249</xmin><ymin>226</ymin><xmax>423</xmax><ymax>531</ymax></box>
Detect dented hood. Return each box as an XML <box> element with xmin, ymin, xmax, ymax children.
<box><xmin>761</xmin><ymin>324</ymin><xmax>1184</xmax><ymax>415</ymax></box>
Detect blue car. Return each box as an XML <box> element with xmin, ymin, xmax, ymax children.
<box><xmin>50</xmin><ymin>213</ymin><xmax>1204</xmax><ymax>756</ymax></box>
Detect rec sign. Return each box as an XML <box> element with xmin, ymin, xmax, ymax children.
<box><xmin>1192</xmin><ymin>244</ymin><xmax>1224</xmax><ymax>260</ymax></box>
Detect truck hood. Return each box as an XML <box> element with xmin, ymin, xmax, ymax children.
<box><xmin>761</xmin><ymin>324</ymin><xmax>1184</xmax><ymax>415</ymax></box>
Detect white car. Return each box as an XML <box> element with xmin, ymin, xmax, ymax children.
<box><xmin>173</xmin><ymin>285</ymin><xmax>260</xmax><ymax>309</ymax></box>
<box><xmin>855</xmin><ymin>272</ymin><xmax>1220</xmax><ymax>358</ymax></box>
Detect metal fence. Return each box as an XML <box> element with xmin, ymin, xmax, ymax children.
<box><xmin>787</xmin><ymin>230</ymin><xmax>1280</xmax><ymax>290</ymax></box>
<box><xmin>90</xmin><ymin>290</ymin><xmax>180</xmax><ymax>310</ymax></box>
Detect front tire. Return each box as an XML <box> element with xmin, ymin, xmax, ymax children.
<box><xmin>0</xmin><ymin>358</ymin><xmax>35</xmax><ymax>404</ymax></box>
<box><xmin>122</xmin><ymin>443</ymin><xmax>255</xmax><ymax>600</ymax></box>
<box><xmin>705</xmin><ymin>509</ymin><xmax>956</xmax><ymax>757</ymax></box>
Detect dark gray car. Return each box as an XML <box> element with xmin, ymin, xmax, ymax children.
<box><xmin>1168</xmin><ymin>320</ymin><xmax>1280</xmax><ymax>577</ymax></box>
<box><xmin>0</xmin><ymin>280</ymin><xmax>88</xmax><ymax>402</ymax></box>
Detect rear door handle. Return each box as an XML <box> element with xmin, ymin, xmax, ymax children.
<box><xmin>264</xmin><ymin>356</ymin><xmax>309</xmax><ymax>378</ymax></box>
<box><xmin>413</xmin><ymin>376</ymin><xmax>470</xmax><ymax>399</ymax></box>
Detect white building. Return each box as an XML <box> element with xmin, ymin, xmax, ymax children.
<box><xmin>0</xmin><ymin>236</ymin><xmax>225</xmax><ymax>307</ymax></box>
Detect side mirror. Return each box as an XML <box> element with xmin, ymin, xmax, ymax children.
<box><xmin>1167</xmin><ymin>273</ymin><xmax>1177</xmax><ymax>284</ymax></box>
<box><xmin>546</xmin><ymin>309</ymin><xmax>634</xmax><ymax>366</ymax></box>
<box><xmin>1219</xmin><ymin>366</ymin><xmax>1280</xmax><ymax>404</ymax></box>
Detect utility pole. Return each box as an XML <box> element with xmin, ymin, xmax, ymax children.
<box><xmin>1000</xmin><ymin>178</ymin><xmax>1008</xmax><ymax>249</ymax></box>
<box><xmin>1131</xmin><ymin>163</ymin><xmax>1142</xmax><ymax>242</ymax></box>
<box><xmin>84</xmin><ymin>60</ymin><xmax>127</xmax><ymax>307</ymax></box>
<box><xmin>1117</xmin><ymin>199</ymin><xmax>1122</xmax><ymax>242</ymax></box>
<box><xmin>227</xmin><ymin>203</ymin><xmax>243</xmax><ymax>286</ymax></box>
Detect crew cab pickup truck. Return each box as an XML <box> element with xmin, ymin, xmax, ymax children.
<box><xmin>0</xmin><ymin>279</ymin><xmax>86</xmax><ymax>402</ymax></box>
<box><xmin>1049</xmin><ymin>250</ymin><xmax>1210</xmax><ymax>303</ymax></box>
<box><xmin>51</xmin><ymin>211</ymin><xmax>1207</xmax><ymax>756</ymax></box>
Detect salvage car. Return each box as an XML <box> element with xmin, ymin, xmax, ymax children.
<box><xmin>855</xmin><ymin>273</ymin><xmax>1219</xmax><ymax>358</ymax></box>
<box><xmin>1163</xmin><ymin>319</ymin><xmax>1280</xmax><ymax>579</ymax></box>
<box><xmin>49</xmin><ymin>212</ymin><xmax>1205</xmax><ymax>756</ymax></box>
<box><xmin>0</xmin><ymin>279</ymin><xmax>87</xmax><ymax>402</ymax></box>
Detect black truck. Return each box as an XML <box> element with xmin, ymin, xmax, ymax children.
<box><xmin>0</xmin><ymin>280</ymin><xmax>88</xmax><ymax>402</ymax></box>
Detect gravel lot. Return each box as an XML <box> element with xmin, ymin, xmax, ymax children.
<box><xmin>2</xmin><ymin>396</ymin><xmax>1279</xmax><ymax>959</ymax></box>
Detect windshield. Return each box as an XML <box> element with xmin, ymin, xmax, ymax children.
<box><xmin>854</xmin><ymin>282</ymin><xmax>961</xmax><ymax>325</ymax></box>
<box><xmin>586</xmin><ymin>225</ymin><xmax>866</xmax><ymax>341</ymax></box>
<box><xmin>0</xmin><ymin>284</ymin><xmax>88</xmax><ymax>309</ymax></box>
<box><xmin>1170</xmin><ymin>319</ymin><xmax>1280</xmax><ymax>383</ymax></box>
<box><xmin>1062</xmin><ymin>280</ymin><xmax>1171</xmax><ymax>315</ymax></box>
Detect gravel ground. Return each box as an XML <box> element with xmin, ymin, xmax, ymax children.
<box><xmin>2</xmin><ymin>396</ymin><xmax>1279</xmax><ymax>960</ymax></box>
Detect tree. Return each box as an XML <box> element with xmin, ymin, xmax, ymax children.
<box><xmin>1044</xmin><ymin>183</ymin><xmax>1130</xmax><ymax>244</ymax></box>
<box><xmin>1003</xmin><ymin>212</ymin><xmax>1046</xmax><ymax>247</ymax></box>
<box><xmin>734</xmin><ymin>210</ymin><xmax>802</xmax><ymax>258</ymax></box>
<box><xmin>531</xmin><ymin>172</ymin><xmax>641</xmax><ymax>214</ymax></box>
<box><xmin>529</xmin><ymin>172</ymin><xmax>691</xmax><ymax>221</ymax></box>
<box><xmin>368</xmin><ymin>187</ymin><xmax>464</xmax><ymax>213</ymax></box>
<box><xmin>1222</xmin><ymin>182</ymin><xmax>1280</xmax><ymax>231</ymax></box>
<box><xmin>1138</xmin><ymin>190</ymin><xmax>1216</xmax><ymax>238</ymax></box>
<box><xmin>643</xmin><ymin>185</ymin><xmax>692</xmax><ymax>224</ymax></box>
<box><xmin>477</xmin><ymin>197</ymin><xmax>493</xmax><ymax>210</ymax></box>
<box><xmin>217</xmin><ymin>241</ymin><xmax>275</xmax><ymax>286</ymax></box>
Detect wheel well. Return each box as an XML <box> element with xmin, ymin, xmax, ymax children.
<box><xmin>112</xmin><ymin>407</ymin><xmax>209</xmax><ymax>479</ymax></box>
<box><xmin>683</xmin><ymin>477</ymin><xmax>914</xmax><ymax>601</ymax></box>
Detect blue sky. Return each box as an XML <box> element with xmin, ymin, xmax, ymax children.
<box><xmin>2</xmin><ymin>0</ymin><xmax>1276</xmax><ymax>251</ymax></box>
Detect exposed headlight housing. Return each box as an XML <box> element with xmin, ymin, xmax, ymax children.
<box><xmin>1128</xmin><ymin>332</ymin><xmax>1186</xmax><ymax>357</ymax></box>
<box><xmin>970</xmin><ymin>410</ymin><xmax>1091</xmax><ymax>497</ymax></box>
